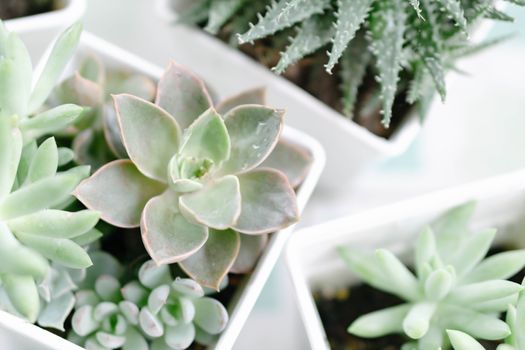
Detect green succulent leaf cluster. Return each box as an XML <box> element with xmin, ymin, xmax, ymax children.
<box><xmin>49</xmin><ymin>55</ymin><xmax>157</xmax><ymax>169</ymax></box>
<box><xmin>339</xmin><ymin>202</ymin><xmax>525</xmax><ymax>349</ymax></box>
<box><xmin>70</xmin><ymin>256</ymin><xmax>228</xmax><ymax>350</ymax></box>
<box><xmin>75</xmin><ymin>62</ymin><xmax>302</xmax><ymax>289</ymax></box>
<box><xmin>0</xmin><ymin>21</ymin><xmax>101</xmax><ymax>326</ymax></box>
<box><xmin>177</xmin><ymin>0</ymin><xmax>523</xmax><ymax>127</ymax></box>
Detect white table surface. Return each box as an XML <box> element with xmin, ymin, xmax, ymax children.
<box><xmin>83</xmin><ymin>2</ymin><xmax>525</xmax><ymax>348</ymax></box>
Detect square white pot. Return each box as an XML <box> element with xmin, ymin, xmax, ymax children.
<box><xmin>0</xmin><ymin>32</ymin><xmax>326</xmax><ymax>350</ymax></box>
<box><xmin>286</xmin><ymin>169</ymin><xmax>525</xmax><ymax>349</ymax></box>
<box><xmin>4</xmin><ymin>0</ymin><xmax>86</xmax><ymax>61</ymax></box>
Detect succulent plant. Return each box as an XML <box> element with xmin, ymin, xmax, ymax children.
<box><xmin>70</xmin><ymin>257</ymin><xmax>228</xmax><ymax>350</ymax></box>
<box><xmin>74</xmin><ymin>62</ymin><xmax>301</xmax><ymax>289</ymax></box>
<box><xmin>49</xmin><ymin>55</ymin><xmax>156</xmax><ymax>169</ymax></box>
<box><xmin>338</xmin><ymin>202</ymin><xmax>525</xmax><ymax>349</ymax></box>
<box><xmin>178</xmin><ymin>0</ymin><xmax>523</xmax><ymax>127</ymax></box>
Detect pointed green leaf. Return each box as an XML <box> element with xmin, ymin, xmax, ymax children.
<box><xmin>403</xmin><ymin>302</ymin><xmax>436</xmax><ymax>339</ymax></box>
<box><xmin>220</xmin><ymin>105</ymin><xmax>282</xmax><ymax>175</ymax></box>
<box><xmin>415</xmin><ymin>227</ymin><xmax>437</xmax><ymax>277</ymax></box>
<box><xmin>375</xmin><ymin>249</ymin><xmax>420</xmax><ymax>301</ymax></box>
<box><xmin>448</xmin><ymin>280</ymin><xmax>523</xmax><ymax>305</ymax></box>
<box><xmin>446</xmin><ymin>306</ymin><xmax>510</xmax><ymax>340</ymax></box>
<box><xmin>20</xmin><ymin>104</ymin><xmax>83</xmax><ymax>142</ymax></box>
<box><xmin>179</xmin><ymin>108</ymin><xmax>230</xmax><ymax>166</ymax></box>
<box><xmin>348</xmin><ymin>304</ymin><xmax>410</xmax><ymax>337</ymax></box>
<box><xmin>75</xmin><ymin>160</ymin><xmax>165</xmax><ymax>228</ymax></box>
<box><xmin>26</xmin><ymin>137</ymin><xmax>58</xmax><ymax>183</ymax></box>
<box><xmin>179</xmin><ymin>175</ymin><xmax>241</xmax><ymax>229</ymax></box>
<box><xmin>179</xmin><ymin>229</ymin><xmax>240</xmax><ymax>290</ymax></box>
<box><xmin>0</xmin><ymin>116</ymin><xmax>22</xmax><ymax>198</ymax></box>
<box><xmin>16</xmin><ymin>232</ymin><xmax>92</xmax><ymax>269</ymax></box>
<box><xmin>433</xmin><ymin>202</ymin><xmax>475</xmax><ymax>261</ymax></box>
<box><xmin>447</xmin><ymin>330</ymin><xmax>486</xmax><ymax>350</ymax></box>
<box><xmin>238</xmin><ymin>0</ymin><xmax>330</xmax><ymax>44</ymax></box>
<box><xmin>424</xmin><ymin>268</ymin><xmax>453</xmax><ymax>301</ymax></box>
<box><xmin>114</xmin><ymin>94</ymin><xmax>181</xmax><ymax>181</ymax></box>
<box><xmin>337</xmin><ymin>247</ymin><xmax>391</xmax><ymax>292</ymax></box>
<box><xmin>0</xmin><ymin>172</ymin><xmax>84</xmax><ymax>220</ymax></box>
<box><xmin>193</xmin><ymin>297</ymin><xmax>228</xmax><ymax>335</ymax></box>
<box><xmin>464</xmin><ymin>250</ymin><xmax>525</xmax><ymax>283</ymax></box>
<box><xmin>155</xmin><ymin>61</ymin><xmax>212</xmax><ymax>129</ymax></box>
<box><xmin>141</xmin><ymin>190</ymin><xmax>208</xmax><ymax>265</ymax></box>
<box><xmin>216</xmin><ymin>87</ymin><xmax>266</xmax><ymax>116</ymax></box>
<box><xmin>450</xmin><ymin>228</ymin><xmax>496</xmax><ymax>277</ymax></box>
<box><xmin>29</xmin><ymin>22</ymin><xmax>82</xmax><ymax>113</ymax></box>
<box><xmin>233</xmin><ymin>169</ymin><xmax>297</xmax><ymax>234</ymax></box>
<box><xmin>2</xmin><ymin>274</ymin><xmax>39</xmax><ymax>322</ymax></box>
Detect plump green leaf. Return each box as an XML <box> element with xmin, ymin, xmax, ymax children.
<box><xmin>148</xmin><ymin>285</ymin><xmax>170</xmax><ymax>314</ymax></box>
<box><xmin>179</xmin><ymin>175</ymin><xmax>241</xmax><ymax>230</ymax></box>
<box><xmin>172</xmin><ymin>278</ymin><xmax>205</xmax><ymax>298</ymax></box>
<box><xmin>220</xmin><ymin>105</ymin><xmax>282</xmax><ymax>175</ymax></box>
<box><xmin>349</xmin><ymin>304</ymin><xmax>410</xmax><ymax>337</ymax></box>
<box><xmin>121</xmin><ymin>281</ymin><xmax>148</xmax><ymax>305</ymax></box>
<box><xmin>216</xmin><ymin>87</ymin><xmax>266</xmax><ymax>116</ymax></box>
<box><xmin>433</xmin><ymin>202</ymin><xmax>475</xmax><ymax>261</ymax></box>
<box><xmin>29</xmin><ymin>22</ymin><xmax>82</xmax><ymax>113</ymax></box>
<box><xmin>75</xmin><ymin>160</ymin><xmax>165</xmax><ymax>228</ymax></box>
<box><xmin>7</xmin><ymin>209</ymin><xmax>99</xmax><ymax>239</ymax></box>
<box><xmin>139</xmin><ymin>308</ymin><xmax>164</xmax><ymax>337</ymax></box>
<box><xmin>141</xmin><ymin>190</ymin><xmax>208</xmax><ymax>265</ymax></box>
<box><xmin>16</xmin><ymin>232</ymin><xmax>92</xmax><ymax>269</ymax></box>
<box><xmin>114</xmin><ymin>94</ymin><xmax>181</xmax><ymax>181</ymax></box>
<box><xmin>193</xmin><ymin>297</ymin><xmax>229</xmax><ymax>335</ymax></box>
<box><xmin>415</xmin><ymin>227</ymin><xmax>437</xmax><ymax>278</ymax></box>
<box><xmin>0</xmin><ymin>172</ymin><xmax>84</xmax><ymax>220</ymax></box>
<box><xmin>375</xmin><ymin>249</ymin><xmax>420</xmax><ymax>301</ymax></box>
<box><xmin>403</xmin><ymin>302</ymin><xmax>436</xmax><ymax>339</ymax></box>
<box><xmin>26</xmin><ymin>137</ymin><xmax>58</xmax><ymax>183</ymax></box>
<box><xmin>448</xmin><ymin>280</ymin><xmax>523</xmax><ymax>305</ymax></box>
<box><xmin>155</xmin><ymin>61</ymin><xmax>212</xmax><ymax>129</ymax></box>
<box><xmin>424</xmin><ymin>268</ymin><xmax>453</xmax><ymax>301</ymax></box>
<box><xmin>449</xmin><ymin>228</ymin><xmax>496</xmax><ymax>277</ymax></box>
<box><xmin>71</xmin><ymin>305</ymin><xmax>99</xmax><ymax>336</ymax></box>
<box><xmin>464</xmin><ymin>250</ymin><xmax>525</xmax><ymax>283</ymax></box>
<box><xmin>179</xmin><ymin>229</ymin><xmax>240</xmax><ymax>290</ymax></box>
<box><xmin>20</xmin><ymin>104</ymin><xmax>83</xmax><ymax>142</ymax></box>
<box><xmin>233</xmin><ymin>169</ymin><xmax>297</xmax><ymax>234</ymax></box>
<box><xmin>2</xmin><ymin>274</ymin><xmax>39</xmax><ymax>322</ymax></box>
<box><xmin>122</xmin><ymin>327</ymin><xmax>148</xmax><ymax>350</ymax></box>
<box><xmin>95</xmin><ymin>275</ymin><xmax>121</xmax><ymax>302</ymax></box>
<box><xmin>0</xmin><ymin>116</ymin><xmax>22</xmax><ymax>198</ymax></box>
<box><xmin>179</xmin><ymin>109</ymin><xmax>230</xmax><ymax>166</ymax></box>
<box><xmin>165</xmin><ymin>323</ymin><xmax>196</xmax><ymax>350</ymax></box>
<box><xmin>337</xmin><ymin>247</ymin><xmax>391</xmax><ymax>292</ymax></box>
<box><xmin>445</xmin><ymin>306</ymin><xmax>510</xmax><ymax>340</ymax></box>
<box><xmin>447</xmin><ymin>330</ymin><xmax>486</xmax><ymax>350</ymax></box>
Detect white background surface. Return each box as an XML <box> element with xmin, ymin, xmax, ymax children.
<box><xmin>83</xmin><ymin>2</ymin><xmax>525</xmax><ymax>349</ymax></box>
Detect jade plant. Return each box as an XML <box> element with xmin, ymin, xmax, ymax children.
<box><xmin>70</xmin><ymin>256</ymin><xmax>228</xmax><ymax>350</ymax></box>
<box><xmin>178</xmin><ymin>0</ymin><xmax>524</xmax><ymax>127</ymax></box>
<box><xmin>338</xmin><ymin>203</ymin><xmax>525</xmax><ymax>349</ymax></box>
<box><xmin>75</xmin><ymin>62</ymin><xmax>300</xmax><ymax>289</ymax></box>
<box><xmin>49</xmin><ymin>55</ymin><xmax>156</xmax><ymax>169</ymax></box>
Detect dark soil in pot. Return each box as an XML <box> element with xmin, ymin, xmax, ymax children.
<box><xmin>0</xmin><ymin>0</ymin><xmax>55</xmax><ymax>20</ymax></box>
<box><xmin>315</xmin><ymin>247</ymin><xmax>524</xmax><ymax>350</ymax></box>
<box><xmin>213</xmin><ymin>29</ymin><xmax>413</xmax><ymax>140</ymax></box>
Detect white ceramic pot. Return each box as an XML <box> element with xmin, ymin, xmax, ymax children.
<box><xmin>286</xmin><ymin>169</ymin><xmax>525</xmax><ymax>349</ymax></box>
<box><xmin>0</xmin><ymin>32</ymin><xmax>326</xmax><ymax>350</ymax></box>
<box><xmin>4</xmin><ymin>0</ymin><xmax>86</xmax><ymax>61</ymax></box>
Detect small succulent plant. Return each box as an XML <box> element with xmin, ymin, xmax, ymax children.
<box><xmin>75</xmin><ymin>62</ymin><xmax>301</xmax><ymax>289</ymax></box>
<box><xmin>178</xmin><ymin>0</ymin><xmax>523</xmax><ymax>127</ymax></box>
<box><xmin>49</xmin><ymin>55</ymin><xmax>156</xmax><ymax>169</ymax></box>
<box><xmin>338</xmin><ymin>202</ymin><xmax>525</xmax><ymax>349</ymax></box>
<box><xmin>0</xmin><ymin>21</ymin><xmax>102</xmax><ymax>326</ymax></box>
<box><xmin>70</xmin><ymin>257</ymin><xmax>228</xmax><ymax>350</ymax></box>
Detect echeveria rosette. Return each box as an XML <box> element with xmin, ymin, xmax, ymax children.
<box><xmin>339</xmin><ymin>203</ymin><xmax>525</xmax><ymax>349</ymax></box>
<box><xmin>0</xmin><ymin>20</ymin><xmax>85</xmax><ymax>141</ymax></box>
<box><xmin>0</xmin><ymin>117</ymin><xmax>99</xmax><ymax>324</ymax></box>
<box><xmin>70</xmin><ymin>258</ymin><xmax>228</xmax><ymax>350</ymax></box>
<box><xmin>49</xmin><ymin>55</ymin><xmax>157</xmax><ymax>169</ymax></box>
<box><xmin>75</xmin><ymin>62</ymin><xmax>299</xmax><ymax>289</ymax></box>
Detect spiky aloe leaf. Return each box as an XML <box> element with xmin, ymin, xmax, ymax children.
<box><xmin>483</xmin><ymin>7</ymin><xmax>514</xmax><ymax>22</ymax></box>
<box><xmin>325</xmin><ymin>0</ymin><xmax>373</xmax><ymax>73</ymax></box>
<box><xmin>273</xmin><ymin>15</ymin><xmax>334</xmax><ymax>74</ymax></box>
<box><xmin>408</xmin><ymin>0</ymin><xmax>424</xmax><ymax>18</ymax></box>
<box><xmin>367</xmin><ymin>0</ymin><xmax>407</xmax><ymax>127</ymax></box>
<box><xmin>447</xmin><ymin>34</ymin><xmax>513</xmax><ymax>59</ymax></box>
<box><xmin>237</xmin><ymin>0</ymin><xmax>330</xmax><ymax>44</ymax></box>
<box><xmin>205</xmin><ymin>0</ymin><xmax>247</xmax><ymax>34</ymax></box>
<box><xmin>407</xmin><ymin>0</ymin><xmax>446</xmax><ymax>102</ymax></box>
<box><xmin>340</xmin><ymin>33</ymin><xmax>370</xmax><ymax>119</ymax></box>
<box><xmin>435</xmin><ymin>0</ymin><xmax>468</xmax><ymax>33</ymax></box>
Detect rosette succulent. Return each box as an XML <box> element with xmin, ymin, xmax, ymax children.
<box><xmin>75</xmin><ymin>62</ymin><xmax>300</xmax><ymax>289</ymax></box>
<box><xmin>49</xmin><ymin>55</ymin><xmax>156</xmax><ymax>169</ymax></box>
<box><xmin>178</xmin><ymin>0</ymin><xmax>523</xmax><ymax>127</ymax></box>
<box><xmin>70</xmin><ymin>257</ymin><xmax>228</xmax><ymax>350</ymax></box>
<box><xmin>339</xmin><ymin>203</ymin><xmax>525</xmax><ymax>349</ymax></box>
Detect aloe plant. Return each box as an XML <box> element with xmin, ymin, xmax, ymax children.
<box><xmin>74</xmin><ymin>62</ymin><xmax>300</xmax><ymax>289</ymax></box>
<box><xmin>49</xmin><ymin>55</ymin><xmax>157</xmax><ymax>169</ymax></box>
<box><xmin>338</xmin><ymin>203</ymin><xmax>525</xmax><ymax>349</ymax></box>
<box><xmin>178</xmin><ymin>0</ymin><xmax>523</xmax><ymax>127</ymax></box>
<box><xmin>70</xmin><ymin>257</ymin><xmax>228</xmax><ymax>350</ymax></box>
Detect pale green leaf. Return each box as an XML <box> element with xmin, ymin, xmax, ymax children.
<box><xmin>447</xmin><ymin>330</ymin><xmax>486</xmax><ymax>350</ymax></box>
<box><xmin>348</xmin><ymin>304</ymin><xmax>410</xmax><ymax>337</ymax></box>
<box><xmin>26</xmin><ymin>137</ymin><xmax>58</xmax><ymax>183</ymax></box>
<box><xmin>464</xmin><ymin>250</ymin><xmax>525</xmax><ymax>283</ymax></box>
<box><xmin>0</xmin><ymin>116</ymin><xmax>22</xmax><ymax>198</ymax></box>
<box><xmin>375</xmin><ymin>249</ymin><xmax>420</xmax><ymax>301</ymax></box>
<box><xmin>193</xmin><ymin>297</ymin><xmax>228</xmax><ymax>334</ymax></box>
<box><xmin>403</xmin><ymin>302</ymin><xmax>436</xmax><ymax>339</ymax></box>
<box><xmin>2</xmin><ymin>274</ymin><xmax>39</xmax><ymax>322</ymax></box>
<box><xmin>216</xmin><ymin>87</ymin><xmax>266</xmax><ymax>116</ymax></box>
